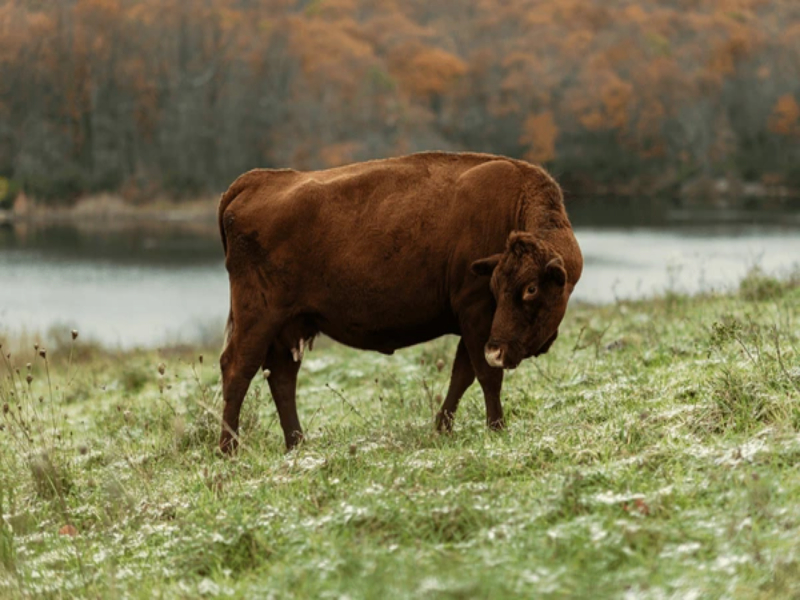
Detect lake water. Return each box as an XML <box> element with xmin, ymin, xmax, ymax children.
<box><xmin>1</xmin><ymin>209</ymin><xmax>799</xmax><ymax>348</ymax></box>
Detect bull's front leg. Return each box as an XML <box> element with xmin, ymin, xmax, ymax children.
<box><xmin>470</xmin><ymin>349</ymin><xmax>505</xmax><ymax>430</ymax></box>
<box><xmin>459</xmin><ymin>306</ymin><xmax>506</xmax><ymax>431</ymax></box>
<box><xmin>435</xmin><ymin>339</ymin><xmax>476</xmax><ymax>432</ymax></box>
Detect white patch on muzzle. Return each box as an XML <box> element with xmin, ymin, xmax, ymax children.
<box><xmin>485</xmin><ymin>347</ymin><xmax>504</xmax><ymax>368</ymax></box>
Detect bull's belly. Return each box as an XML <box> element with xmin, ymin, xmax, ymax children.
<box><xmin>318</xmin><ymin>314</ymin><xmax>459</xmax><ymax>354</ymax></box>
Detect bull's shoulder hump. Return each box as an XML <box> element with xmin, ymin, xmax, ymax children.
<box><xmin>453</xmin><ymin>157</ymin><xmax>525</xmax><ymax>201</ymax></box>
<box><xmin>457</xmin><ymin>157</ymin><xmax>519</xmax><ymax>180</ymax></box>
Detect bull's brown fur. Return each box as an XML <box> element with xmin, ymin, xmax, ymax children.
<box><xmin>218</xmin><ymin>151</ymin><xmax>582</xmax><ymax>452</ymax></box>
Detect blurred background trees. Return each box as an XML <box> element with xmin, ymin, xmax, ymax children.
<box><xmin>0</xmin><ymin>0</ymin><xmax>798</xmax><ymax>203</ymax></box>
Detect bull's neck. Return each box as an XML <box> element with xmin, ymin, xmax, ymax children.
<box><xmin>520</xmin><ymin>206</ymin><xmax>583</xmax><ymax>294</ymax></box>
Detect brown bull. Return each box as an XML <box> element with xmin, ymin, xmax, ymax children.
<box><xmin>217</xmin><ymin>152</ymin><xmax>582</xmax><ymax>452</ymax></box>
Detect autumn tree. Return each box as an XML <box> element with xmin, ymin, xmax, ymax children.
<box><xmin>1</xmin><ymin>0</ymin><xmax>799</xmax><ymax>201</ymax></box>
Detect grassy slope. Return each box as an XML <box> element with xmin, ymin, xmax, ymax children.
<box><xmin>1</xmin><ymin>271</ymin><xmax>799</xmax><ymax>599</ymax></box>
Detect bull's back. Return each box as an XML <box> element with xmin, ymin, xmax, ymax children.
<box><xmin>229</xmin><ymin>154</ymin><xmax>507</xmax><ymax>262</ymax></box>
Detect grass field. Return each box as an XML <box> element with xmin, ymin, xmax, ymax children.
<box><xmin>2</xmin><ymin>269</ymin><xmax>800</xmax><ymax>599</ymax></box>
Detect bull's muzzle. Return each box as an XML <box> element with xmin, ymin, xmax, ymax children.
<box><xmin>484</xmin><ymin>343</ymin><xmax>504</xmax><ymax>368</ymax></box>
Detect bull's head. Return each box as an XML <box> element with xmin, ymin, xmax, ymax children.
<box><xmin>471</xmin><ymin>232</ymin><xmax>570</xmax><ymax>369</ymax></box>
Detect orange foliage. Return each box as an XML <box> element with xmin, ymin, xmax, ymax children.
<box><xmin>520</xmin><ymin>111</ymin><xmax>558</xmax><ymax>164</ymax></box>
<box><xmin>2</xmin><ymin>0</ymin><xmax>799</xmax><ymax>196</ymax></box>
<box><xmin>390</xmin><ymin>46</ymin><xmax>467</xmax><ymax>99</ymax></box>
<box><xmin>290</xmin><ymin>16</ymin><xmax>375</xmax><ymax>89</ymax></box>
<box><xmin>320</xmin><ymin>141</ymin><xmax>364</xmax><ymax>167</ymax></box>
<box><xmin>769</xmin><ymin>95</ymin><xmax>800</xmax><ymax>136</ymax></box>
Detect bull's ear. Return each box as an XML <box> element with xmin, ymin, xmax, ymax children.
<box><xmin>546</xmin><ymin>257</ymin><xmax>567</xmax><ymax>287</ymax></box>
<box><xmin>470</xmin><ymin>254</ymin><xmax>502</xmax><ymax>277</ymax></box>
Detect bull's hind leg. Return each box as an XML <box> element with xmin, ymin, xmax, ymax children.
<box><xmin>219</xmin><ymin>295</ymin><xmax>284</xmax><ymax>454</ymax></box>
<box><xmin>264</xmin><ymin>343</ymin><xmax>303</xmax><ymax>450</ymax></box>
<box><xmin>435</xmin><ymin>339</ymin><xmax>475</xmax><ymax>432</ymax></box>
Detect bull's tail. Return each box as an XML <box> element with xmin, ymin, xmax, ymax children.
<box><xmin>217</xmin><ymin>168</ymin><xmax>294</xmax><ymax>355</ymax></box>
<box><xmin>218</xmin><ymin>176</ymin><xmax>251</xmax><ymax>355</ymax></box>
<box><xmin>218</xmin><ymin>179</ymin><xmax>245</xmax><ymax>256</ymax></box>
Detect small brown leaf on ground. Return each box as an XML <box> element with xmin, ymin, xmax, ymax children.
<box><xmin>633</xmin><ymin>498</ymin><xmax>650</xmax><ymax>516</ymax></box>
<box><xmin>59</xmin><ymin>524</ymin><xmax>78</xmax><ymax>537</ymax></box>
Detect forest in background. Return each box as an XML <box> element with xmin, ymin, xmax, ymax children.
<box><xmin>0</xmin><ymin>0</ymin><xmax>799</xmax><ymax>205</ymax></box>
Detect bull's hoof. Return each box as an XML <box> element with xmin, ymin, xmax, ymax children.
<box><xmin>487</xmin><ymin>418</ymin><xmax>506</xmax><ymax>432</ymax></box>
<box><xmin>218</xmin><ymin>432</ymin><xmax>238</xmax><ymax>455</ymax></box>
<box><xmin>435</xmin><ymin>410</ymin><xmax>455</xmax><ymax>433</ymax></box>
<box><xmin>284</xmin><ymin>430</ymin><xmax>304</xmax><ymax>452</ymax></box>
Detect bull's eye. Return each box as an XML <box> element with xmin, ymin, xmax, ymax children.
<box><xmin>523</xmin><ymin>284</ymin><xmax>538</xmax><ymax>302</ymax></box>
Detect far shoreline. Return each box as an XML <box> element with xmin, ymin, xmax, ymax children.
<box><xmin>3</xmin><ymin>192</ymin><xmax>219</xmax><ymax>225</ymax></box>
<box><xmin>2</xmin><ymin>180</ymin><xmax>800</xmax><ymax>232</ymax></box>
